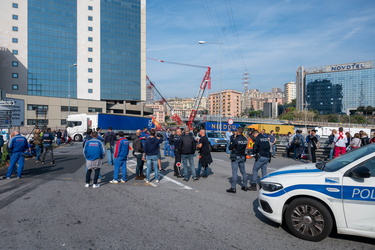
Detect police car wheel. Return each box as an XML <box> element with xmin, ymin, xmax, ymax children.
<box><xmin>285</xmin><ymin>198</ymin><xmax>333</xmax><ymax>242</ymax></box>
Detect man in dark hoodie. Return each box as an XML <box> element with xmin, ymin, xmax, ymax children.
<box><xmin>144</xmin><ymin>129</ymin><xmax>163</xmax><ymax>183</ymax></box>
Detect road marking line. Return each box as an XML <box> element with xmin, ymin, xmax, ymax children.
<box><xmin>126</xmin><ymin>160</ymin><xmax>156</xmax><ymax>187</ymax></box>
<box><xmin>128</xmin><ymin>160</ymin><xmax>192</xmax><ymax>190</ymax></box>
<box><xmin>212</xmin><ymin>158</ymin><xmax>226</xmax><ymax>162</ymax></box>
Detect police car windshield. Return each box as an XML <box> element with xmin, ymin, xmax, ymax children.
<box><xmin>322</xmin><ymin>143</ymin><xmax>375</xmax><ymax>172</ymax></box>
<box><xmin>207</xmin><ymin>133</ymin><xmax>224</xmax><ymax>138</ymax></box>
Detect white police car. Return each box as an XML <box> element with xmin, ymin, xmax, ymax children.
<box><xmin>258</xmin><ymin>143</ymin><xmax>375</xmax><ymax>241</ymax></box>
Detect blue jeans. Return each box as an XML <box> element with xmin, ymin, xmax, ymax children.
<box><xmin>252</xmin><ymin>156</ymin><xmax>269</xmax><ymax>184</ymax></box>
<box><xmin>294</xmin><ymin>145</ymin><xmax>303</xmax><ymax>159</ymax></box>
<box><xmin>107</xmin><ymin>145</ymin><xmax>114</xmax><ymax>165</ymax></box>
<box><xmin>181</xmin><ymin>154</ymin><xmax>195</xmax><ymax>179</ymax></box>
<box><xmin>113</xmin><ymin>157</ymin><xmax>127</xmax><ymax>181</ymax></box>
<box><xmin>329</xmin><ymin>147</ymin><xmax>334</xmax><ymax>160</ymax></box>
<box><xmin>164</xmin><ymin>141</ymin><xmax>170</xmax><ymax>156</ymax></box>
<box><xmin>230</xmin><ymin>156</ymin><xmax>247</xmax><ymax>188</ymax></box>
<box><xmin>6</xmin><ymin>152</ymin><xmax>25</xmax><ymax>178</ymax></box>
<box><xmin>196</xmin><ymin>161</ymin><xmax>208</xmax><ymax>176</ymax></box>
<box><xmin>35</xmin><ymin>145</ymin><xmax>42</xmax><ymax>161</ymax></box>
<box><xmin>170</xmin><ymin>145</ymin><xmax>175</xmax><ymax>157</ymax></box>
<box><xmin>271</xmin><ymin>144</ymin><xmax>276</xmax><ymax>157</ymax></box>
<box><xmin>146</xmin><ymin>155</ymin><xmax>159</xmax><ymax>181</ymax></box>
<box><xmin>226</xmin><ymin>143</ymin><xmax>230</xmax><ymax>154</ymax></box>
<box><xmin>57</xmin><ymin>138</ymin><xmax>61</xmax><ymax>146</ymax></box>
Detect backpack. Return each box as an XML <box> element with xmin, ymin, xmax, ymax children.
<box><xmin>293</xmin><ymin>135</ymin><xmax>301</xmax><ymax>146</ymax></box>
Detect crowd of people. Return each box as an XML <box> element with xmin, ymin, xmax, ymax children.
<box><xmin>3</xmin><ymin>125</ymin><xmax>375</xmax><ymax>192</ymax></box>
<box><xmin>285</xmin><ymin>128</ymin><xmax>375</xmax><ymax>162</ymax></box>
<box><xmin>83</xmin><ymin>126</ymin><xmax>214</xmax><ymax>188</ymax></box>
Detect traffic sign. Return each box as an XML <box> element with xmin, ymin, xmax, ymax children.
<box><xmin>0</xmin><ymin>101</ymin><xmax>14</xmax><ymax>105</ymax></box>
<box><xmin>3</xmin><ymin>98</ymin><xmax>24</xmax><ymax>127</ymax></box>
<box><xmin>227</xmin><ymin>118</ymin><xmax>234</xmax><ymax>125</ymax></box>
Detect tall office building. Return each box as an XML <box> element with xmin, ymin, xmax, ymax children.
<box><xmin>0</xmin><ymin>0</ymin><xmax>149</xmax><ymax>129</ymax></box>
<box><xmin>296</xmin><ymin>61</ymin><xmax>375</xmax><ymax>114</ymax></box>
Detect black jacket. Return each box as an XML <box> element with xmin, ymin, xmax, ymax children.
<box><xmin>253</xmin><ymin>134</ymin><xmax>271</xmax><ymax>158</ymax></box>
<box><xmin>133</xmin><ymin>136</ymin><xmax>143</xmax><ymax>153</ymax></box>
<box><xmin>198</xmin><ymin>136</ymin><xmax>213</xmax><ymax>166</ymax></box>
<box><xmin>229</xmin><ymin>134</ymin><xmax>247</xmax><ymax>156</ymax></box>
<box><xmin>178</xmin><ymin>133</ymin><xmax>196</xmax><ymax>155</ymax></box>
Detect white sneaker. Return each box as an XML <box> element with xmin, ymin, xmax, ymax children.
<box><xmin>109</xmin><ymin>180</ymin><xmax>118</xmax><ymax>184</ymax></box>
<box><xmin>93</xmin><ymin>184</ymin><xmax>100</xmax><ymax>188</ymax></box>
<box><xmin>155</xmin><ymin>180</ymin><xmax>159</xmax><ymax>183</ymax></box>
<box><xmin>85</xmin><ymin>183</ymin><xmax>90</xmax><ymax>188</ymax></box>
<box><xmin>146</xmin><ymin>180</ymin><xmax>149</xmax><ymax>183</ymax></box>
<box><xmin>120</xmin><ymin>179</ymin><xmax>126</xmax><ymax>183</ymax></box>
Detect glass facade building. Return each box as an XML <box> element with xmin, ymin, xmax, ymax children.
<box><xmin>28</xmin><ymin>0</ymin><xmax>77</xmax><ymax>98</ymax></box>
<box><xmin>297</xmin><ymin>62</ymin><xmax>375</xmax><ymax>114</ymax></box>
<box><xmin>100</xmin><ymin>0</ymin><xmax>141</xmax><ymax>100</ymax></box>
<box><xmin>10</xmin><ymin>0</ymin><xmax>144</xmax><ymax>101</ymax></box>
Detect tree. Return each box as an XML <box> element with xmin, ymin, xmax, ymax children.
<box><xmin>357</xmin><ymin>106</ymin><xmax>365</xmax><ymax>115</ymax></box>
<box><xmin>364</xmin><ymin>106</ymin><xmax>374</xmax><ymax>115</ymax></box>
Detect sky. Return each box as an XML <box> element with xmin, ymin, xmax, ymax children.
<box><xmin>146</xmin><ymin>0</ymin><xmax>375</xmax><ymax>99</ymax></box>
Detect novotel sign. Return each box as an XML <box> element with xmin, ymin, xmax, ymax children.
<box><xmin>326</xmin><ymin>61</ymin><xmax>372</xmax><ymax>72</ymax></box>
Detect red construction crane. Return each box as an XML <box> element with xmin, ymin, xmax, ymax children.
<box><xmin>146</xmin><ymin>76</ymin><xmax>183</xmax><ymax>125</ymax></box>
<box><xmin>187</xmin><ymin>67</ymin><xmax>211</xmax><ymax>130</ymax></box>
<box><xmin>147</xmin><ymin>58</ymin><xmax>211</xmax><ymax>130</ymax></box>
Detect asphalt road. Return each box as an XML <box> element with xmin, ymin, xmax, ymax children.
<box><xmin>0</xmin><ymin>142</ymin><xmax>374</xmax><ymax>249</ymax></box>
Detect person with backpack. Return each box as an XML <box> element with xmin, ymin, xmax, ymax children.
<box><xmin>41</xmin><ymin>128</ymin><xmax>55</xmax><ymax>165</ymax></box>
<box><xmin>359</xmin><ymin>131</ymin><xmax>370</xmax><ymax>146</ymax></box>
<box><xmin>292</xmin><ymin>130</ymin><xmax>305</xmax><ymax>160</ymax></box>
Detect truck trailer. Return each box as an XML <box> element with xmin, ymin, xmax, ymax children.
<box><xmin>66</xmin><ymin>113</ymin><xmax>154</xmax><ymax>141</ymax></box>
<box><xmin>247</xmin><ymin>124</ymin><xmax>295</xmax><ymax>135</ymax></box>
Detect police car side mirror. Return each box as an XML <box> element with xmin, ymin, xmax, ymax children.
<box><xmin>350</xmin><ymin>166</ymin><xmax>371</xmax><ymax>179</ymax></box>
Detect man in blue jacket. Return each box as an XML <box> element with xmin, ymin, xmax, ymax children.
<box><xmin>110</xmin><ymin>131</ymin><xmax>129</xmax><ymax>183</ymax></box>
<box><xmin>6</xmin><ymin>131</ymin><xmax>28</xmax><ymax>179</ymax></box>
<box><xmin>83</xmin><ymin>132</ymin><xmax>105</xmax><ymax>188</ymax></box>
<box><xmin>144</xmin><ymin>129</ymin><xmax>163</xmax><ymax>183</ymax></box>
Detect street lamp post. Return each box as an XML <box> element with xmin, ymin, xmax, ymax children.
<box><xmin>68</xmin><ymin>63</ymin><xmax>77</xmax><ymax>116</ymax></box>
<box><xmin>198</xmin><ymin>41</ymin><xmax>223</xmax><ymax>133</ymax></box>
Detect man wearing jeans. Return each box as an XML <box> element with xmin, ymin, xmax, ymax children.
<box><xmin>144</xmin><ymin>129</ymin><xmax>163</xmax><ymax>183</ymax></box>
<box><xmin>104</xmin><ymin>127</ymin><xmax>116</xmax><ymax>165</ymax></box>
<box><xmin>178</xmin><ymin>127</ymin><xmax>198</xmax><ymax>182</ymax></box>
<box><xmin>110</xmin><ymin>131</ymin><xmax>129</xmax><ymax>184</ymax></box>
<box><xmin>249</xmin><ymin>130</ymin><xmax>271</xmax><ymax>191</ymax></box>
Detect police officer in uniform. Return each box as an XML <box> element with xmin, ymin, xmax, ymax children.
<box><xmin>227</xmin><ymin>127</ymin><xmax>248</xmax><ymax>193</ymax></box>
<box><xmin>249</xmin><ymin>130</ymin><xmax>271</xmax><ymax>191</ymax></box>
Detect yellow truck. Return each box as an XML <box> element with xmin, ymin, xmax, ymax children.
<box><xmin>247</xmin><ymin>124</ymin><xmax>295</xmax><ymax>135</ymax></box>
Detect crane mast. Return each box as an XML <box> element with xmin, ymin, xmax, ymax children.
<box><xmin>146</xmin><ymin>76</ymin><xmax>183</xmax><ymax>125</ymax></box>
<box><xmin>187</xmin><ymin>67</ymin><xmax>211</xmax><ymax>130</ymax></box>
